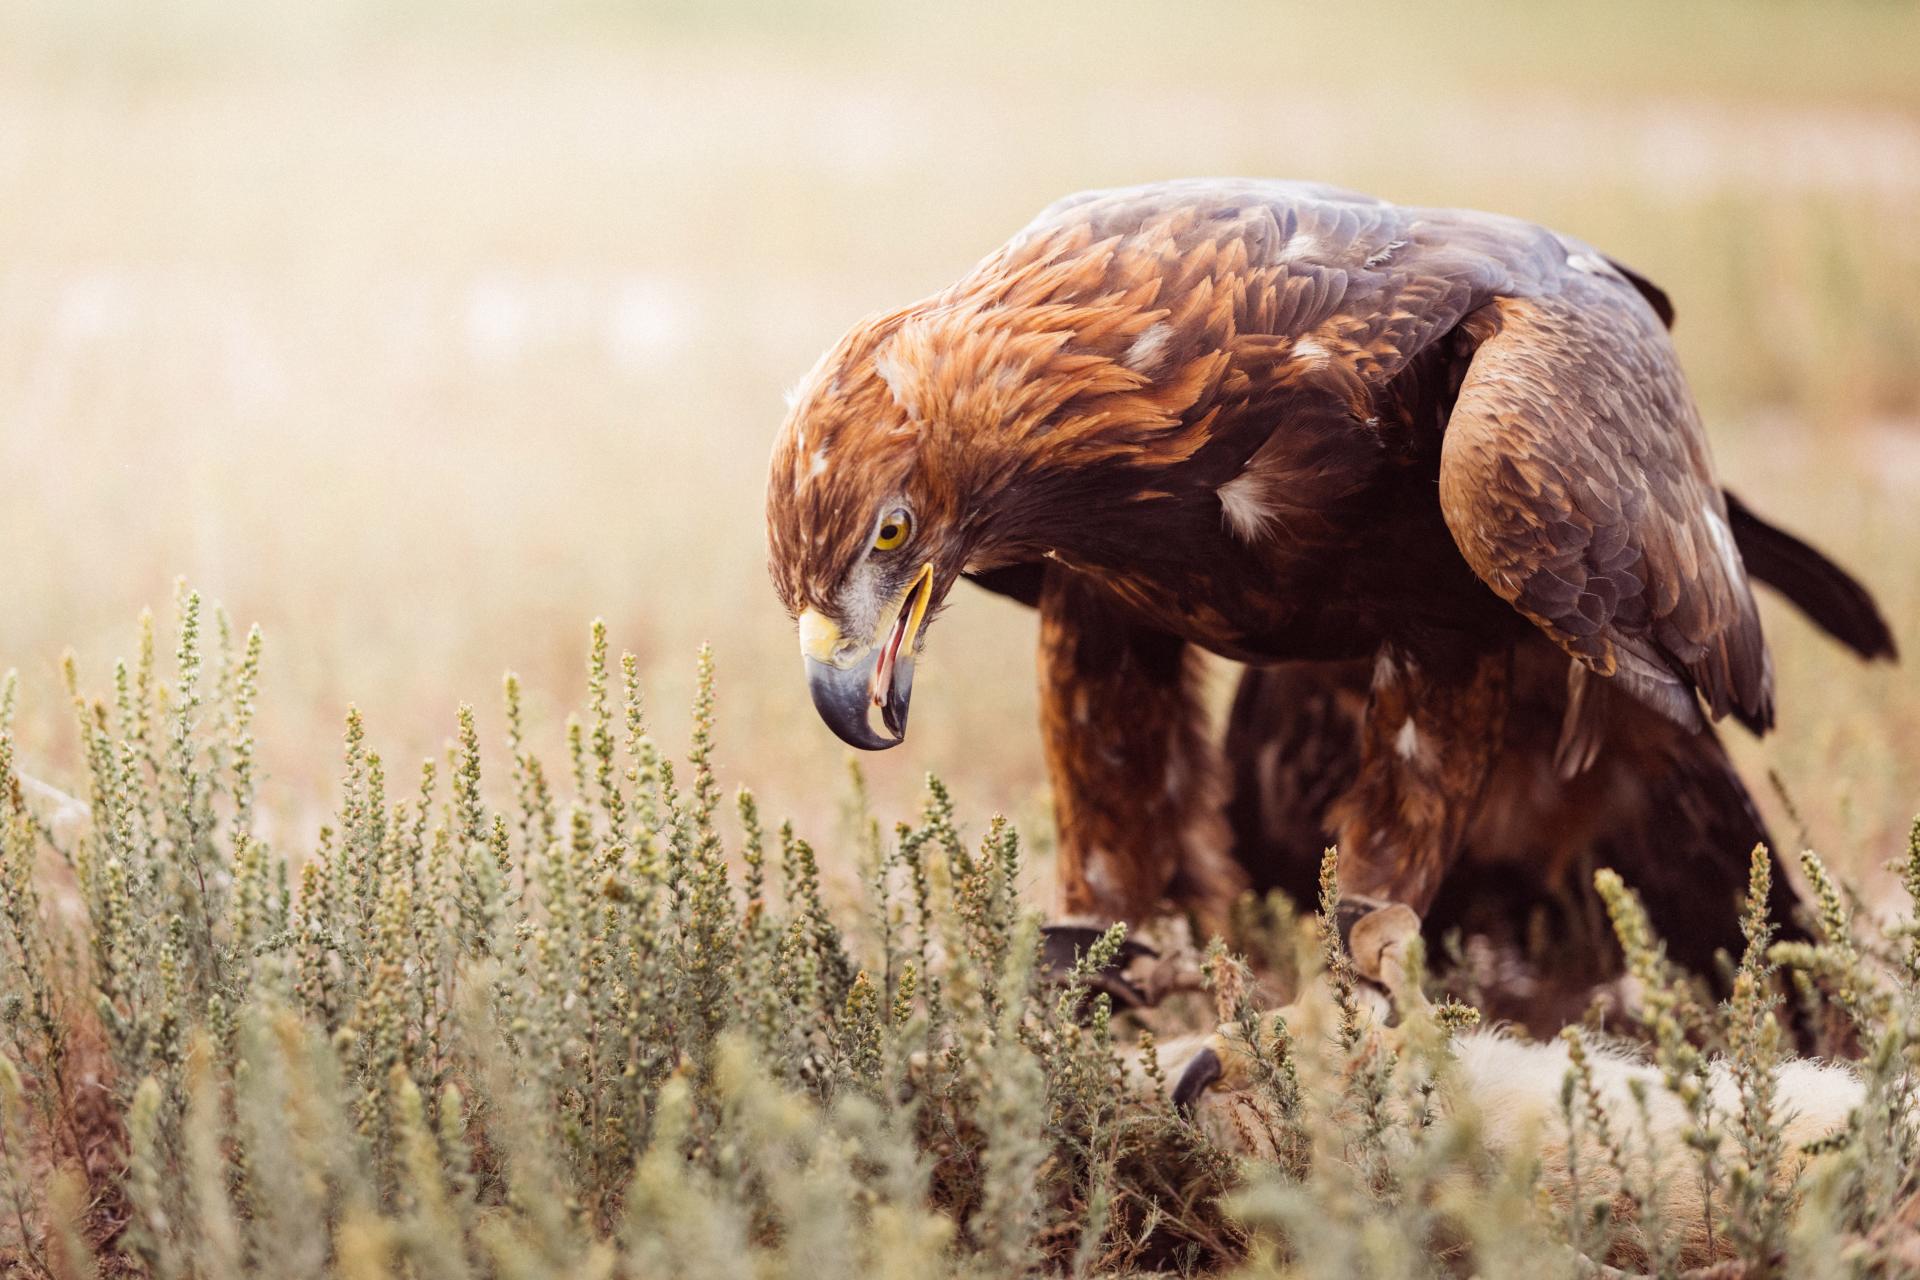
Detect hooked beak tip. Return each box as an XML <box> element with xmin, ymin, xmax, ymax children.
<box><xmin>805</xmin><ymin>653</ymin><xmax>906</xmax><ymax>751</ymax></box>
<box><xmin>802</xmin><ymin>563</ymin><xmax>932</xmax><ymax>751</ymax></box>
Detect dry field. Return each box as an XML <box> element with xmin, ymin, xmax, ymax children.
<box><xmin>2</xmin><ymin>0</ymin><xmax>1918</xmax><ymax>888</ymax></box>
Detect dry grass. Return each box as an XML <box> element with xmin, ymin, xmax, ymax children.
<box><xmin>0</xmin><ymin>603</ymin><xmax>1916</xmax><ymax>1278</ymax></box>
<box><xmin>0</xmin><ymin>0</ymin><xmax>1915</xmax><ymax>886</ymax></box>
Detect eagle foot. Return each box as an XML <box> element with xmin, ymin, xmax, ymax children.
<box><xmin>1170</xmin><ymin>1000</ymin><xmax>1337</xmax><ymax>1117</ymax></box>
<box><xmin>1337</xmin><ymin>899</ymin><xmax>1424</xmax><ymax>992</ymax></box>
<box><xmin>1171</xmin><ymin>995</ymin><xmax>1394</xmax><ymax>1118</ymax></box>
<box><xmin>1039</xmin><ymin>924</ymin><xmax>1160</xmax><ymax>1011</ymax></box>
<box><xmin>1172</xmin><ymin>904</ymin><xmax>1427</xmax><ymax>1118</ymax></box>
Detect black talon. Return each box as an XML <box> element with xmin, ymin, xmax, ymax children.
<box><xmin>1172</xmin><ymin>1047</ymin><xmax>1222</xmax><ymax>1116</ymax></box>
<box><xmin>1039</xmin><ymin>925</ymin><xmax>1158</xmax><ymax>1011</ymax></box>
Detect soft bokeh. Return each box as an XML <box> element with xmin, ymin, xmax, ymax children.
<box><xmin>2</xmin><ymin>0</ymin><xmax>1915</xmax><ymax>887</ymax></box>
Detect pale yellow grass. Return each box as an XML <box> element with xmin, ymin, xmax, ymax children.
<box><xmin>0</xmin><ymin>0</ymin><xmax>1915</xmax><ymax>895</ymax></box>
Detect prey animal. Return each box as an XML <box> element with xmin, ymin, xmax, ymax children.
<box><xmin>765</xmin><ymin>179</ymin><xmax>1893</xmax><ymax>987</ymax></box>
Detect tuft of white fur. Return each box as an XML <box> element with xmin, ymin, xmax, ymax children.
<box><xmin>1455</xmin><ymin>1029</ymin><xmax>1863</xmax><ymax>1261</ymax></box>
<box><xmin>1453</xmin><ymin>1029</ymin><xmax>1863</xmax><ymax>1165</ymax></box>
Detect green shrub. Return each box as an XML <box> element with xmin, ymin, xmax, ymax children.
<box><xmin>0</xmin><ymin>591</ymin><xmax>1915</xmax><ymax>1278</ymax></box>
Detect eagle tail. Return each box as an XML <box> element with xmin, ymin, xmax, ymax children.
<box><xmin>1584</xmin><ymin>732</ymin><xmax>1811</xmax><ymax>979</ymax></box>
<box><xmin>1727</xmin><ymin>489</ymin><xmax>1898</xmax><ymax>662</ymax></box>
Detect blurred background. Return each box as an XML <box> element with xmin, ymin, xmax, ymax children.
<box><xmin>2</xmin><ymin>0</ymin><xmax>1916</xmax><ymax>888</ymax></box>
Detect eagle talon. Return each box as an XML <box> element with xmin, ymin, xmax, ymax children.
<box><xmin>1172</xmin><ymin>1045</ymin><xmax>1222</xmax><ymax>1115</ymax></box>
<box><xmin>1337</xmin><ymin>899</ymin><xmax>1424</xmax><ymax>989</ymax></box>
<box><xmin>1168</xmin><ymin>1029</ymin><xmax>1261</xmax><ymax>1117</ymax></box>
<box><xmin>1040</xmin><ymin>924</ymin><xmax>1159</xmax><ymax>1011</ymax></box>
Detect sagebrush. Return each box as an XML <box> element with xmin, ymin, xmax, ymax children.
<box><xmin>1</xmin><ymin>591</ymin><xmax>1916</xmax><ymax>1278</ymax></box>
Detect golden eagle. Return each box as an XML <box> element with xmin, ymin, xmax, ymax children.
<box><xmin>765</xmin><ymin>179</ymin><xmax>1894</xmax><ymax>989</ymax></box>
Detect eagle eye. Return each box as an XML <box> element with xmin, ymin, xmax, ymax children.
<box><xmin>873</xmin><ymin>508</ymin><xmax>911</xmax><ymax>552</ymax></box>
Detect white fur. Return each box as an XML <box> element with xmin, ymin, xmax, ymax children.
<box><xmin>1456</xmin><ymin>1030</ymin><xmax>1863</xmax><ymax>1263</ymax></box>
<box><xmin>1453</xmin><ymin>1029</ymin><xmax>1865</xmax><ymax>1157</ymax></box>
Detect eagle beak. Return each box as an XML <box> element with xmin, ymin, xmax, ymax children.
<box><xmin>799</xmin><ymin>563</ymin><xmax>934</xmax><ymax>752</ymax></box>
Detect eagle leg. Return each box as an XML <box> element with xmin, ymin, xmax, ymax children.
<box><xmin>1327</xmin><ymin>642</ymin><xmax>1512</xmax><ymax>940</ymax></box>
<box><xmin>1037</xmin><ymin>567</ymin><xmax>1246</xmax><ymax>934</ymax></box>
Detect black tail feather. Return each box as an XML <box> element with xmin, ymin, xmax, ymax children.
<box><xmin>1726</xmin><ymin>489</ymin><xmax>1898</xmax><ymax>662</ymax></box>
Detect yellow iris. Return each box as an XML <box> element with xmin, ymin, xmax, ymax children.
<box><xmin>873</xmin><ymin>509</ymin><xmax>911</xmax><ymax>551</ymax></box>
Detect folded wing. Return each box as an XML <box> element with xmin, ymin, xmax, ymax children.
<box><xmin>1438</xmin><ymin>280</ymin><xmax>1773</xmax><ymax>733</ymax></box>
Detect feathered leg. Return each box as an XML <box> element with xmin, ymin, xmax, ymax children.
<box><xmin>1327</xmin><ymin>644</ymin><xmax>1511</xmax><ymax>930</ymax></box>
<box><xmin>1037</xmin><ymin>567</ymin><xmax>1244</xmax><ymax>930</ymax></box>
<box><xmin>1578</xmin><ymin>714</ymin><xmax>1810</xmax><ymax>977</ymax></box>
<box><xmin>1223</xmin><ymin>643</ymin><xmax>1814</xmax><ymax>1024</ymax></box>
<box><xmin>1220</xmin><ymin>659</ymin><xmax>1367</xmax><ymax>908</ymax></box>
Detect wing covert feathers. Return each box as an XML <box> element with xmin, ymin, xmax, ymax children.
<box><xmin>1438</xmin><ymin>287</ymin><xmax>1774</xmax><ymax>734</ymax></box>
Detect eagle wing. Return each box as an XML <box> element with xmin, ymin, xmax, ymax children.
<box><xmin>1437</xmin><ymin>278</ymin><xmax>1773</xmax><ymax>733</ymax></box>
<box><xmin>959</xmin><ymin>181</ymin><xmax>1775</xmax><ymax>731</ymax></box>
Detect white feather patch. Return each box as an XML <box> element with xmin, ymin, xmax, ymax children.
<box><xmin>1702</xmin><ymin>504</ymin><xmax>1742</xmax><ymax>581</ymax></box>
<box><xmin>1123</xmin><ymin>322</ymin><xmax>1172</xmax><ymax>373</ymax></box>
<box><xmin>870</xmin><ymin>345</ymin><xmax>922</xmax><ymax>419</ymax></box>
<box><xmin>1217</xmin><ymin>470</ymin><xmax>1279</xmax><ymax>543</ymax></box>
<box><xmin>1290</xmin><ymin>336</ymin><xmax>1331</xmax><ymax>368</ymax></box>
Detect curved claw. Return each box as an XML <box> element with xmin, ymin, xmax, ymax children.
<box><xmin>1040</xmin><ymin>925</ymin><xmax>1158</xmax><ymax>1010</ymax></box>
<box><xmin>1172</xmin><ymin>1045</ymin><xmax>1223</xmax><ymax>1115</ymax></box>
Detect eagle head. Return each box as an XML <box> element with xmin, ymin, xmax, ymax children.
<box><xmin>764</xmin><ymin>312</ymin><xmax>977</xmax><ymax>751</ymax></box>
<box><xmin>766</xmin><ymin>213</ymin><xmax>1223</xmax><ymax>750</ymax></box>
